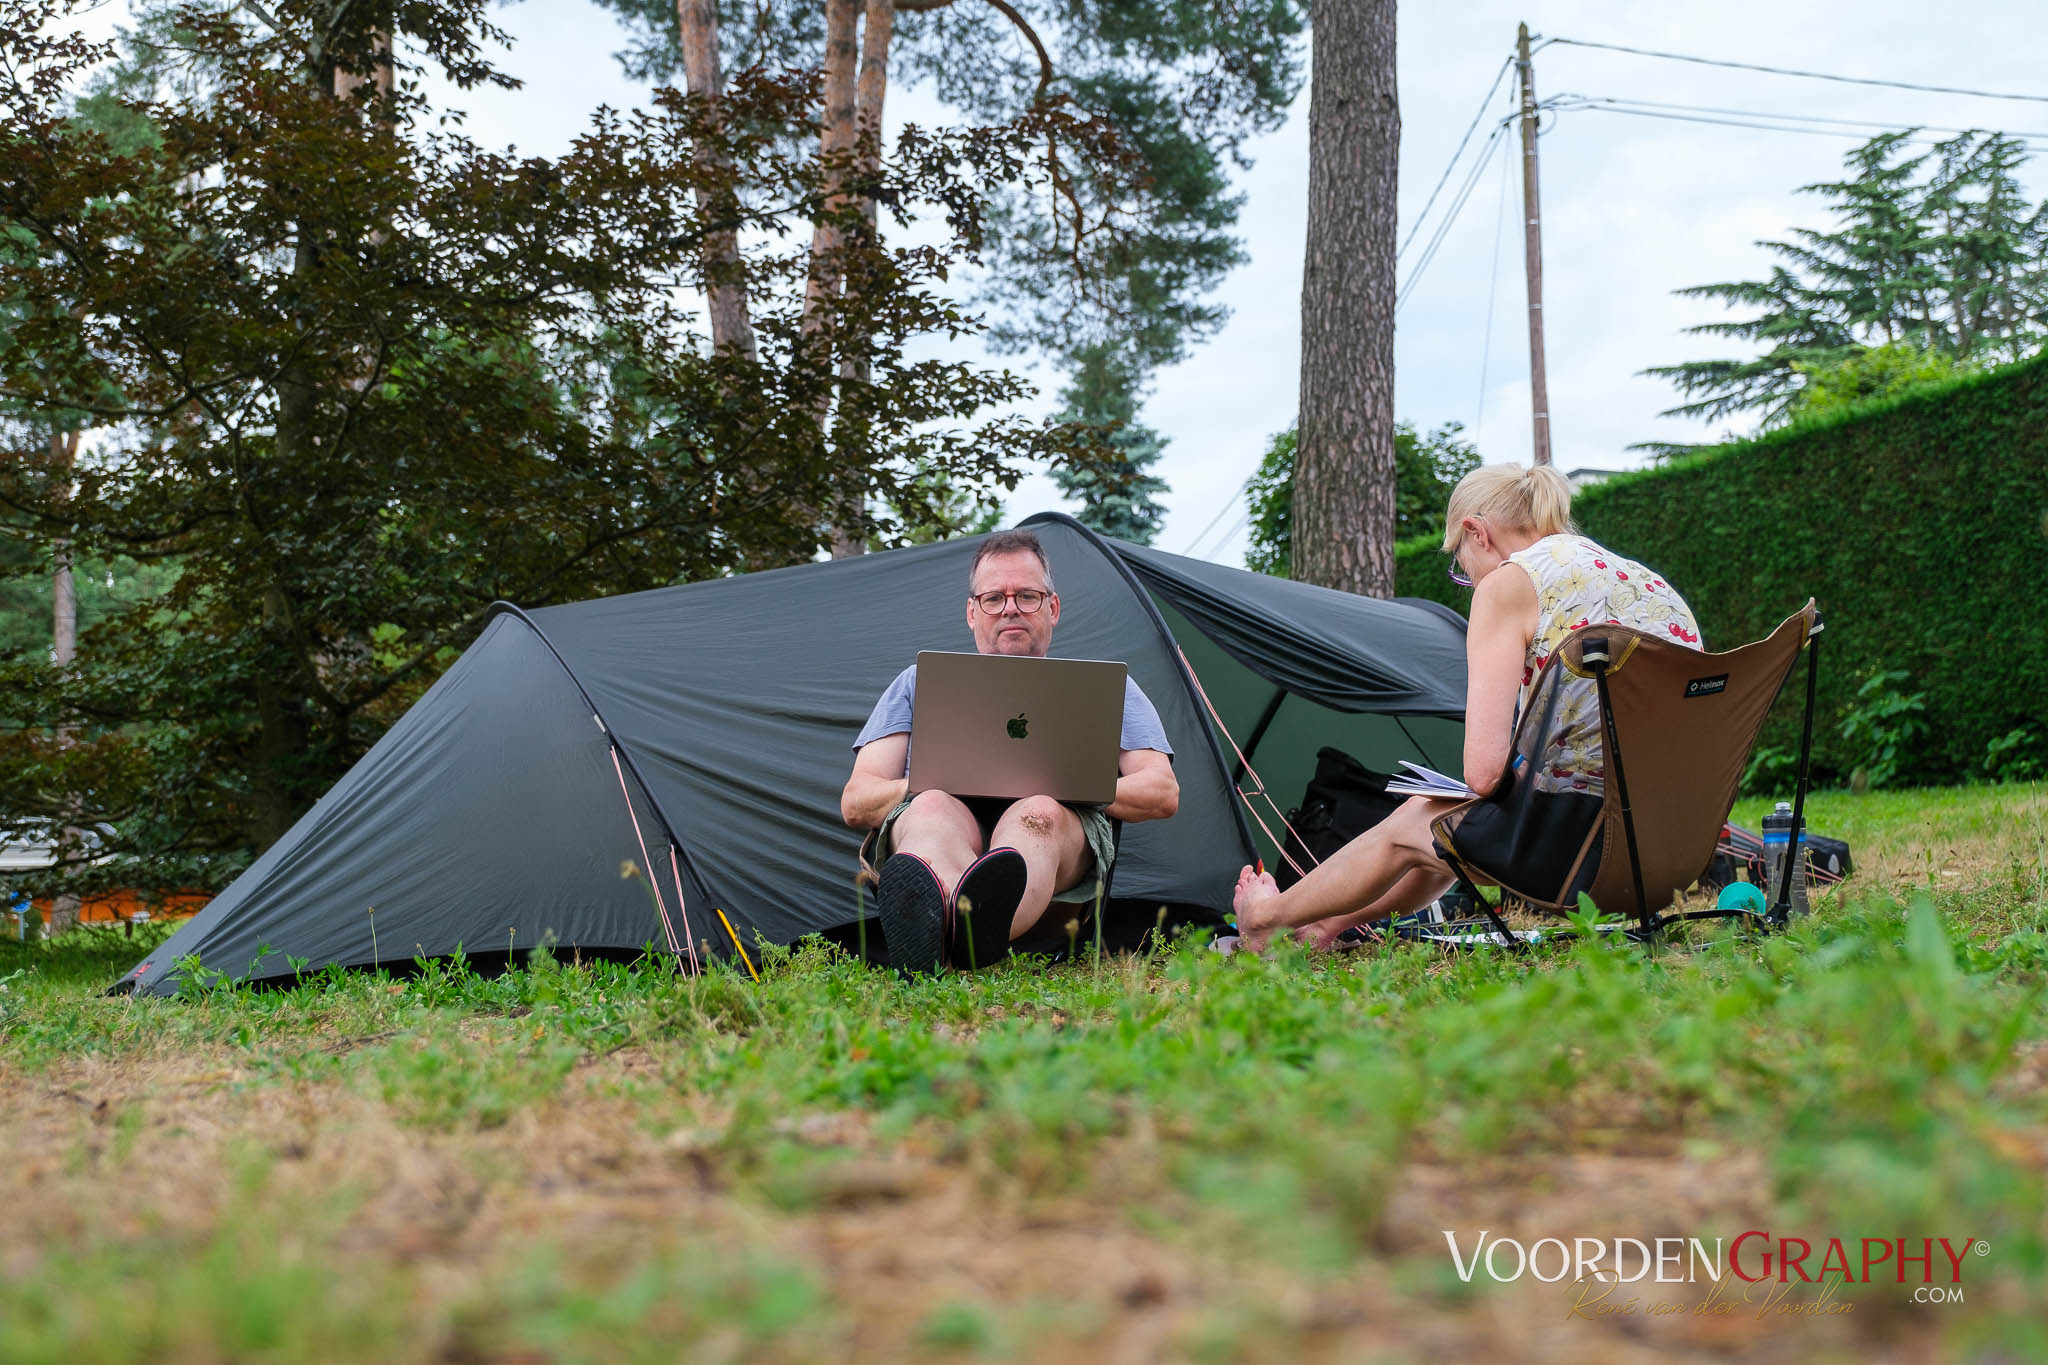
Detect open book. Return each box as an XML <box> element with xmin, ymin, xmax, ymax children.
<box><xmin>1384</xmin><ymin>759</ymin><xmax>1477</xmax><ymax>801</ymax></box>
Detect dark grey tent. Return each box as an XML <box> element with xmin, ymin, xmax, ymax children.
<box><xmin>120</xmin><ymin>514</ymin><xmax>1466</xmax><ymax>995</ymax></box>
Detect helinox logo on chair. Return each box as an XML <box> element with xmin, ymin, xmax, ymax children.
<box><xmin>1685</xmin><ymin>674</ymin><xmax>1729</xmax><ymax>698</ymax></box>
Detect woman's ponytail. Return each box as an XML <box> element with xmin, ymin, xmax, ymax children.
<box><xmin>1441</xmin><ymin>462</ymin><xmax>1577</xmax><ymax>550</ymax></box>
<box><xmin>1522</xmin><ymin>464</ymin><xmax>1575</xmax><ymax>537</ymax></box>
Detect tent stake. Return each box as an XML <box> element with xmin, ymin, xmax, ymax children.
<box><xmin>716</xmin><ymin>909</ymin><xmax>759</xmax><ymax>982</ymax></box>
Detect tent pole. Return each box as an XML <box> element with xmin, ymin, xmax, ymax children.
<box><xmin>1395</xmin><ymin>716</ymin><xmax>1448</xmax><ymax>774</ymax></box>
<box><xmin>667</xmin><ymin>845</ymin><xmax>702</xmax><ymax>973</ymax></box>
<box><xmin>1231</xmin><ymin>688</ymin><xmax>1288</xmax><ymax>786</ymax></box>
<box><xmin>610</xmin><ymin>746</ymin><xmax>685</xmax><ymax>960</ymax></box>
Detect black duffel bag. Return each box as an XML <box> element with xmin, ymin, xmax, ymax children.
<box><xmin>1274</xmin><ymin>746</ymin><xmax>1405</xmax><ymax>890</ymax></box>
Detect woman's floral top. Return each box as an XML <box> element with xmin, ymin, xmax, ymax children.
<box><xmin>1505</xmin><ymin>534</ymin><xmax>1702</xmax><ymax>794</ymax></box>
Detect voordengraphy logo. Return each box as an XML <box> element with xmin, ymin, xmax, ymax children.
<box><xmin>1441</xmin><ymin>1230</ymin><xmax>1983</xmax><ymax>1320</ymax></box>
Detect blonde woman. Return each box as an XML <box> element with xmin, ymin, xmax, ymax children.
<box><xmin>1230</xmin><ymin>463</ymin><xmax>1703</xmax><ymax>949</ymax></box>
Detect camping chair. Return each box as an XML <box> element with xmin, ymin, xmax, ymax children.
<box><xmin>1425</xmin><ymin>601</ymin><xmax>1823</xmax><ymax>947</ymax></box>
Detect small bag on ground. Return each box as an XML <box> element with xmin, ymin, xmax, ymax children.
<box><xmin>1274</xmin><ymin>746</ymin><xmax>1405</xmax><ymax>890</ymax></box>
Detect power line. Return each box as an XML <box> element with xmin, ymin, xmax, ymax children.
<box><xmin>1399</xmin><ymin>55</ymin><xmax>1517</xmax><ymax>263</ymax></box>
<box><xmin>1542</xmin><ymin>35</ymin><xmax>2048</xmax><ymax>106</ymax></box>
<box><xmin>1559</xmin><ymin>101</ymin><xmax>2048</xmax><ymax>148</ymax></box>
<box><xmin>1178</xmin><ymin>474</ymin><xmax>1253</xmax><ymax>556</ymax></box>
<box><xmin>1398</xmin><ymin>122</ymin><xmax>1510</xmax><ymax>308</ymax></box>
<box><xmin>1551</xmin><ymin>94</ymin><xmax>2048</xmax><ymax>143</ymax></box>
<box><xmin>1474</xmin><ymin>114</ymin><xmax>1514</xmax><ymax>443</ymax></box>
<box><xmin>1397</xmin><ymin>120</ymin><xmax>1510</xmax><ymax>313</ymax></box>
<box><xmin>1193</xmin><ymin>510</ymin><xmax>1253</xmax><ymax>564</ymax></box>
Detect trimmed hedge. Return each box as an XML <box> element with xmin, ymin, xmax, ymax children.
<box><xmin>1393</xmin><ymin>355</ymin><xmax>2048</xmax><ymax>784</ymax></box>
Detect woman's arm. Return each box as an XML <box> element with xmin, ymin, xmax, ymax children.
<box><xmin>1461</xmin><ymin>565</ymin><xmax>1540</xmax><ymax>797</ymax></box>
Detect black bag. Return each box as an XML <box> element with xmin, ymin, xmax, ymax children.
<box><xmin>1274</xmin><ymin>747</ymin><xmax>1405</xmax><ymax>890</ymax></box>
<box><xmin>1704</xmin><ymin>822</ymin><xmax>1854</xmax><ymax>892</ymax></box>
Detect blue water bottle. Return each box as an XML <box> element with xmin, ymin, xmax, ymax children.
<box><xmin>1761</xmin><ymin>801</ymin><xmax>1809</xmax><ymax>918</ymax></box>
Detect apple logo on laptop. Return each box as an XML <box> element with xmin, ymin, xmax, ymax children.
<box><xmin>1007</xmin><ymin>712</ymin><xmax>1029</xmax><ymax>739</ymax></box>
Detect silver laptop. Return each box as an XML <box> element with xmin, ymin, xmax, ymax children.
<box><xmin>907</xmin><ymin>651</ymin><xmax>1126</xmax><ymax>803</ymax></box>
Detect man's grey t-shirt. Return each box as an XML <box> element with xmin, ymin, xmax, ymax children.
<box><xmin>853</xmin><ymin>663</ymin><xmax>1173</xmax><ymax>771</ymax></box>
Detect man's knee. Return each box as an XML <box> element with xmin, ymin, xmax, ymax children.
<box><xmin>896</xmin><ymin>789</ymin><xmax>974</xmax><ymax>839</ymax></box>
<box><xmin>1004</xmin><ymin>794</ymin><xmax>1070</xmax><ymax>840</ymax></box>
<box><xmin>905</xmin><ymin>788</ymin><xmax>968</xmax><ymax>818</ymax></box>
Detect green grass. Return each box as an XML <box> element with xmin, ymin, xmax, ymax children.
<box><xmin>3</xmin><ymin>782</ymin><xmax>2045</xmax><ymax>1360</ymax></box>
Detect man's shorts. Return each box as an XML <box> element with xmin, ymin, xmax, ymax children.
<box><xmin>860</xmin><ymin>793</ymin><xmax>1118</xmax><ymax>912</ymax></box>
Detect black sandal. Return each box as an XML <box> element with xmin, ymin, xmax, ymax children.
<box><xmin>877</xmin><ymin>853</ymin><xmax>948</xmax><ymax>972</ymax></box>
<box><xmin>950</xmin><ymin>848</ymin><xmax>1028</xmax><ymax>970</ymax></box>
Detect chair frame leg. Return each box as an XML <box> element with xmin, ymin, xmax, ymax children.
<box><xmin>1770</xmin><ymin>628</ymin><xmax>1823</xmax><ymax>926</ymax></box>
<box><xmin>1590</xmin><ymin>660</ymin><xmax>1655</xmax><ymax>943</ymax></box>
<box><xmin>1462</xmin><ymin>865</ymin><xmax>1523</xmax><ymax>950</ymax></box>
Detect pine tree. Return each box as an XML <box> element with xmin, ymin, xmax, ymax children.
<box><xmin>1646</xmin><ymin>130</ymin><xmax>2048</xmax><ymax>429</ymax></box>
<box><xmin>1049</xmin><ymin>345</ymin><xmax>1169</xmax><ymax>545</ymax></box>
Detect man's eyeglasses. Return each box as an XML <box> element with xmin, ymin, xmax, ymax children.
<box><xmin>971</xmin><ymin>589</ymin><xmax>1050</xmax><ymax>615</ymax></box>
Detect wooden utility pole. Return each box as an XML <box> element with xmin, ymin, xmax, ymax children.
<box><xmin>1516</xmin><ymin>22</ymin><xmax>1552</xmax><ymax>466</ymax></box>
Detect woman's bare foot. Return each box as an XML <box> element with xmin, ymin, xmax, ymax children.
<box><xmin>1232</xmin><ymin>865</ymin><xmax>1283</xmax><ymax>952</ymax></box>
<box><xmin>1293</xmin><ymin>920</ymin><xmax>1348</xmax><ymax>952</ymax></box>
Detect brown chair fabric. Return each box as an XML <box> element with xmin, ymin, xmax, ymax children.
<box><xmin>1432</xmin><ymin>601</ymin><xmax>1817</xmax><ymax>919</ymax></box>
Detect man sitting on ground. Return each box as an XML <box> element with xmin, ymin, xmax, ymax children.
<box><xmin>841</xmin><ymin>529</ymin><xmax>1180</xmax><ymax>971</ymax></box>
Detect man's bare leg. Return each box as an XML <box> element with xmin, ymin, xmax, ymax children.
<box><xmin>1233</xmin><ymin>796</ymin><xmax>1457</xmax><ymax>950</ymax></box>
<box><xmin>887</xmin><ymin>790</ymin><xmax>984</xmax><ymax>899</ymax></box>
<box><xmin>987</xmin><ymin>795</ymin><xmax>1091</xmax><ymax>938</ymax></box>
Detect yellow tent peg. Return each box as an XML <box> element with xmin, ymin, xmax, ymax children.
<box><xmin>714</xmin><ymin>908</ymin><xmax>758</xmax><ymax>982</ymax></box>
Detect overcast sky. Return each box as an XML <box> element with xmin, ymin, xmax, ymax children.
<box><xmin>83</xmin><ymin>0</ymin><xmax>2048</xmax><ymax>564</ymax></box>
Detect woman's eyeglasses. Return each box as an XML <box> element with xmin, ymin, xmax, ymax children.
<box><xmin>971</xmin><ymin>589</ymin><xmax>1049</xmax><ymax>615</ymax></box>
<box><xmin>1445</xmin><ymin>539</ymin><xmax>1473</xmax><ymax>588</ymax></box>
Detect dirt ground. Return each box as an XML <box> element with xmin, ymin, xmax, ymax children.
<box><xmin>3</xmin><ymin>1039</ymin><xmax>1991</xmax><ymax>1364</ymax></box>
<box><xmin>8</xmin><ymin>789</ymin><xmax>2041</xmax><ymax>1361</ymax></box>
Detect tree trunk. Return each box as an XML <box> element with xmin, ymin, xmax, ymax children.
<box><xmin>806</xmin><ymin>0</ymin><xmax>862</xmax><ymax>320</ymax></box>
<box><xmin>855</xmin><ymin>0</ymin><xmax>893</xmax><ymax>153</ymax></box>
<box><xmin>677</xmin><ymin>0</ymin><xmax>758</xmax><ymax>359</ymax></box>
<box><xmin>824</xmin><ymin>0</ymin><xmax>895</xmax><ymax>560</ymax></box>
<box><xmin>331</xmin><ymin>30</ymin><xmax>392</xmax><ymax>103</ymax></box>
<box><xmin>51</xmin><ymin>546</ymin><xmax>75</xmax><ymax>671</ymax></box>
<box><xmin>1293</xmin><ymin>0</ymin><xmax>1399</xmax><ymax>597</ymax></box>
<box><xmin>254</xmin><ymin>219</ymin><xmax>323</xmax><ymax>852</ymax></box>
<box><xmin>805</xmin><ymin>0</ymin><xmax>865</xmax><ymax>557</ymax></box>
<box><xmin>47</xmin><ymin>428</ymin><xmax>81</xmax><ymax>935</ymax></box>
